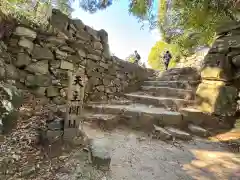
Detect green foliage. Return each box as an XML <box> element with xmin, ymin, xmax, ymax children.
<box><xmin>148</xmin><ymin>41</ymin><xmax>178</xmax><ymax>71</ymax></box>
<box><xmin>158</xmin><ymin>0</ymin><xmax>239</xmax><ymax>56</ymax></box>
<box><xmin>125</xmin><ymin>53</ymin><xmax>136</xmax><ymax>63</ymax></box>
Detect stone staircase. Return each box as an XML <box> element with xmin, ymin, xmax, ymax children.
<box><xmin>81</xmin><ymin>67</ymin><xmax>220</xmax><ymax>140</ymax></box>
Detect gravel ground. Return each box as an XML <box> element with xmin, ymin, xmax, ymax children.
<box><xmin>56</xmin><ymin>125</ymin><xmax>240</xmax><ymax>180</ymax></box>
<box><xmin>0</xmin><ymin>91</ymin><xmax>239</xmax><ymax>180</ymax></box>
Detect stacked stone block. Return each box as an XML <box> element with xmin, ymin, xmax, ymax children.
<box><xmin>0</xmin><ymin>9</ymin><xmax>154</xmax><ymax>141</ymax></box>
<box><xmin>195</xmin><ymin>21</ymin><xmax>240</xmax><ymax>125</ymax></box>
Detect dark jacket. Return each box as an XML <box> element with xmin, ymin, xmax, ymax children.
<box><xmin>135</xmin><ymin>53</ymin><xmax>141</xmax><ymax>61</ymax></box>
<box><xmin>163</xmin><ymin>52</ymin><xmax>172</xmax><ymax>63</ymax></box>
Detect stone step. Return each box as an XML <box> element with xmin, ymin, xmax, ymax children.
<box><xmin>153</xmin><ymin>125</ymin><xmax>193</xmax><ymax>141</ymax></box>
<box><xmin>152</xmin><ymin>124</ymin><xmax>172</xmax><ymax>140</ymax></box>
<box><xmin>82</xmin><ymin>113</ymin><xmax>119</xmax><ymax>131</ymax></box>
<box><xmin>124</xmin><ymin>93</ymin><xmax>194</xmax><ymax>110</ymax></box>
<box><xmin>187</xmin><ymin>124</ymin><xmax>209</xmax><ymax>137</ymax></box>
<box><xmin>85</xmin><ymin>103</ymin><xmax>185</xmax><ymax>131</ymax></box>
<box><xmin>148</xmin><ymin>74</ymin><xmax>200</xmax><ymax>81</ymax></box>
<box><xmin>165</xmin><ymin>127</ymin><xmax>192</xmax><ymax>141</ymax></box>
<box><xmin>156</xmin><ymin>67</ymin><xmax>198</xmax><ymax>77</ymax></box>
<box><xmin>141</xmin><ymin>86</ymin><xmax>195</xmax><ymax>100</ymax></box>
<box><xmin>143</xmin><ymin>80</ymin><xmax>200</xmax><ymax>89</ymax></box>
<box><xmin>179</xmin><ymin>107</ymin><xmax>233</xmax><ymax>129</ymax></box>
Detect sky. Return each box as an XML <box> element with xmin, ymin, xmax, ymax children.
<box><xmin>71</xmin><ymin>0</ymin><xmax>160</xmax><ymax>65</ymax></box>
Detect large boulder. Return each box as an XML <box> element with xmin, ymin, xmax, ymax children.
<box><xmin>196</xmin><ymin>80</ymin><xmax>237</xmax><ymax>116</ymax></box>
<box><xmin>88</xmin><ymin>138</ymin><xmax>112</xmax><ymax>170</ymax></box>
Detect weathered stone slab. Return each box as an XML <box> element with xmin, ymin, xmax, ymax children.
<box><xmin>46</xmin><ymin>36</ymin><xmax>66</xmax><ymax>46</ymax></box>
<box><xmin>25</xmin><ymin>60</ymin><xmax>49</xmax><ymax>75</ymax></box>
<box><xmin>196</xmin><ymin>81</ymin><xmax>237</xmax><ymax>116</ymax></box>
<box><xmin>55</xmin><ymin>49</ymin><xmax>68</xmax><ymax>60</ymax></box>
<box><xmin>25</xmin><ymin>74</ymin><xmax>52</xmax><ymax>87</ymax></box>
<box><xmin>188</xmin><ymin>124</ymin><xmax>208</xmax><ymax>137</ymax></box>
<box><xmin>152</xmin><ymin>124</ymin><xmax>172</xmax><ymax>140</ymax></box>
<box><xmin>180</xmin><ymin>107</ymin><xmax>208</xmax><ymax>125</ymax></box>
<box><xmin>14</xmin><ymin>26</ymin><xmax>37</xmax><ymax>39</ymax></box>
<box><xmin>165</xmin><ymin>127</ymin><xmax>192</xmax><ymax>140</ymax></box>
<box><xmin>18</xmin><ymin>38</ymin><xmax>33</xmax><ymax>51</ymax></box>
<box><xmin>60</xmin><ymin>60</ymin><xmax>73</xmax><ymax>70</ymax></box>
<box><xmin>46</xmin><ymin>86</ymin><xmax>59</xmax><ymax>97</ymax></box>
<box><xmin>141</xmin><ymin>86</ymin><xmax>194</xmax><ymax>100</ymax></box>
<box><xmin>86</xmin><ymin>103</ymin><xmax>184</xmax><ymax>129</ymax></box>
<box><xmin>83</xmin><ymin>113</ymin><xmax>118</xmax><ymax>130</ymax></box>
<box><xmin>32</xmin><ymin>46</ymin><xmax>54</xmax><ymax>60</ymax></box>
<box><xmin>15</xmin><ymin>53</ymin><xmax>31</xmax><ymax>68</ymax></box>
<box><xmin>143</xmin><ymin>80</ymin><xmax>199</xmax><ymax>89</ymax></box>
<box><xmin>124</xmin><ymin>93</ymin><xmax>193</xmax><ymax>110</ymax></box>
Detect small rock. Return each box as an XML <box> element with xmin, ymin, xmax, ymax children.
<box><xmin>89</xmin><ymin>138</ymin><xmax>111</xmax><ymax>171</ymax></box>
<box><xmin>188</xmin><ymin>124</ymin><xmax>208</xmax><ymax>137</ymax></box>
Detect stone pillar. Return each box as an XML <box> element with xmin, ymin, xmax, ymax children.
<box><xmin>64</xmin><ymin>67</ymin><xmax>87</xmax><ymax>142</ymax></box>
<box><xmin>195</xmin><ymin>21</ymin><xmax>240</xmax><ymax>125</ymax></box>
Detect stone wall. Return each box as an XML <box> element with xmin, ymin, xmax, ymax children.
<box><xmin>195</xmin><ymin>21</ymin><xmax>240</xmax><ymax>126</ymax></box>
<box><xmin>0</xmin><ymin>9</ymin><xmax>154</xmax><ymax>137</ymax></box>
<box><xmin>0</xmin><ymin>42</ymin><xmax>22</xmax><ymax>134</ymax></box>
<box><xmin>1</xmin><ymin>9</ymin><xmax>153</xmax><ymax>102</ymax></box>
<box><xmin>176</xmin><ymin>48</ymin><xmax>209</xmax><ymax>70</ymax></box>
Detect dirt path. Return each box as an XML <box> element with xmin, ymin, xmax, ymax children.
<box><xmin>55</xmin><ymin>126</ymin><xmax>240</xmax><ymax>180</ymax></box>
